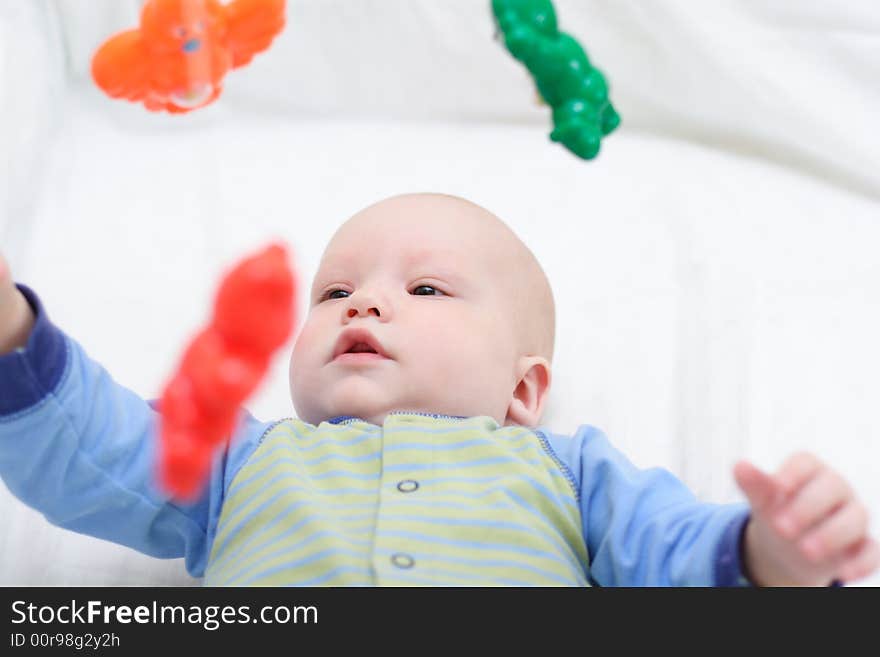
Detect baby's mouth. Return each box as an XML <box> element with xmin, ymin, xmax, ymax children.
<box><xmin>345</xmin><ymin>342</ymin><xmax>377</xmax><ymax>354</ymax></box>
<box><xmin>333</xmin><ymin>342</ymin><xmax>391</xmax><ymax>365</ymax></box>
<box><xmin>332</xmin><ymin>328</ymin><xmax>392</xmax><ymax>362</ymax></box>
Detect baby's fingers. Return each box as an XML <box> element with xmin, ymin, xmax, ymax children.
<box><xmin>734</xmin><ymin>460</ymin><xmax>783</xmax><ymax>514</ymax></box>
<box><xmin>838</xmin><ymin>538</ymin><xmax>880</xmax><ymax>583</ymax></box>
<box><xmin>775</xmin><ymin>452</ymin><xmax>823</xmax><ymax>497</ymax></box>
<box><xmin>799</xmin><ymin>501</ymin><xmax>870</xmax><ymax>563</ymax></box>
<box><xmin>775</xmin><ymin>468</ymin><xmax>851</xmax><ymax>539</ymax></box>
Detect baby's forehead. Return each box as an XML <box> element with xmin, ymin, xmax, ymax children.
<box><xmin>313</xmin><ymin>194</ymin><xmax>538</xmax><ymax>289</ymax></box>
<box><xmin>319</xmin><ymin>215</ymin><xmax>509</xmax><ymax>269</ymax></box>
<box><xmin>322</xmin><ymin>238</ymin><xmax>473</xmax><ymax>265</ymax></box>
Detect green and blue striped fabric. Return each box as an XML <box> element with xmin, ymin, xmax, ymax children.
<box><xmin>204</xmin><ymin>412</ymin><xmax>589</xmax><ymax>586</ymax></box>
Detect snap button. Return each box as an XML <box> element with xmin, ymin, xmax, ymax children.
<box><xmin>391</xmin><ymin>553</ymin><xmax>415</xmax><ymax>569</ymax></box>
<box><xmin>396</xmin><ymin>479</ymin><xmax>419</xmax><ymax>493</ymax></box>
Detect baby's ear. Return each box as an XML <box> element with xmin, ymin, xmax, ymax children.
<box><xmin>505</xmin><ymin>356</ymin><xmax>552</xmax><ymax>427</ymax></box>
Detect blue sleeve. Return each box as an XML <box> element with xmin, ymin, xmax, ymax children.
<box><xmin>0</xmin><ymin>285</ymin><xmax>272</xmax><ymax>578</ymax></box>
<box><xmin>542</xmin><ymin>424</ymin><xmax>752</xmax><ymax>586</ymax></box>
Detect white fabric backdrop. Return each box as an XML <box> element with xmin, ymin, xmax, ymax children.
<box><xmin>0</xmin><ymin>0</ymin><xmax>65</xmax><ymax>259</ymax></box>
<box><xmin>0</xmin><ymin>0</ymin><xmax>878</xmax><ymax>585</ymax></box>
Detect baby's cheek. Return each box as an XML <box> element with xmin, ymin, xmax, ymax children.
<box><xmin>416</xmin><ymin>316</ymin><xmax>471</xmax><ymax>361</ymax></box>
<box><xmin>288</xmin><ymin>330</ymin><xmax>322</xmax><ymax>421</ymax></box>
<box><xmin>432</xmin><ymin>322</ymin><xmax>492</xmax><ymax>376</ymax></box>
<box><xmin>289</xmin><ymin>324</ymin><xmax>319</xmax><ymax>383</ymax></box>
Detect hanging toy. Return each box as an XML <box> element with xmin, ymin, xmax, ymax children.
<box><xmin>158</xmin><ymin>243</ymin><xmax>297</xmax><ymax>499</ymax></box>
<box><xmin>91</xmin><ymin>0</ymin><xmax>286</xmax><ymax>114</ymax></box>
<box><xmin>492</xmin><ymin>0</ymin><xmax>620</xmax><ymax>159</ymax></box>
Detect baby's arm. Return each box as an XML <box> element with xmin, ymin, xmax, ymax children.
<box><xmin>547</xmin><ymin>426</ymin><xmax>750</xmax><ymax>586</ymax></box>
<box><xmin>735</xmin><ymin>455</ymin><xmax>879</xmax><ymax>585</ymax></box>
<box><xmin>0</xmin><ymin>255</ymin><xmax>217</xmax><ymax>576</ymax></box>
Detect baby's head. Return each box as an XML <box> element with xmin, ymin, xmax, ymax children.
<box><xmin>289</xmin><ymin>193</ymin><xmax>554</xmax><ymax>427</ymax></box>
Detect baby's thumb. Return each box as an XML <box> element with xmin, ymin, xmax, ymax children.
<box><xmin>734</xmin><ymin>460</ymin><xmax>781</xmax><ymax>516</ymax></box>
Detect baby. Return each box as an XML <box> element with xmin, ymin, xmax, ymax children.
<box><xmin>0</xmin><ymin>193</ymin><xmax>877</xmax><ymax>586</ymax></box>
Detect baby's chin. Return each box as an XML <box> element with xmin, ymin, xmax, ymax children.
<box><xmin>293</xmin><ymin>382</ymin><xmax>499</xmax><ymax>426</ymax></box>
<box><xmin>297</xmin><ymin>394</ymin><xmax>398</xmax><ymax>426</ymax></box>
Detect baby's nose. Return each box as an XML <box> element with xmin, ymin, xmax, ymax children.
<box><xmin>344</xmin><ymin>288</ymin><xmax>391</xmax><ymax>321</ymax></box>
<box><xmin>347</xmin><ymin>306</ymin><xmax>380</xmax><ymax>318</ymax></box>
<box><xmin>347</xmin><ymin>293</ymin><xmax>383</xmax><ymax>317</ymax></box>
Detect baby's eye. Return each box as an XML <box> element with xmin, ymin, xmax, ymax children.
<box><xmin>173</xmin><ymin>26</ymin><xmax>187</xmax><ymax>38</ymax></box>
<box><xmin>411</xmin><ymin>285</ymin><xmax>444</xmax><ymax>296</ymax></box>
<box><xmin>322</xmin><ymin>289</ymin><xmax>350</xmax><ymax>301</ymax></box>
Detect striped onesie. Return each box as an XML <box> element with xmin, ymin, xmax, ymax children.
<box><xmin>0</xmin><ymin>285</ymin><xmax>751</xmax><ymax>586</ymax></box>
<box><xmin>204</xmin><ymin>414</ymin><xmax>588</xmax><ymax>585</ymax></box>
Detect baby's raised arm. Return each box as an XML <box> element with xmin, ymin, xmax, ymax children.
<box><xmin>0</xmin><ymin>256</ymin><xmax>218</xmax><ymax>576</ymax></box>
<box><xmin>0</xmin><ymin>254</ymin><xmax>35</xmax><ymax>355</ymax></box>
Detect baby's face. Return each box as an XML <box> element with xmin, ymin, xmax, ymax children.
<box><xmin>289</xmin><ymin>195</ymin><xmax>537</xmax><ymax>427</ymax></box>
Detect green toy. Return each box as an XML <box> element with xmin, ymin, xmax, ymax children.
<box><xmin>492</xmin><ymin>0</ymin><xmax>620</xmax><ymax>159</ymax></box>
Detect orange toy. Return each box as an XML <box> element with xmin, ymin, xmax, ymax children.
<box><xmin>158</xmin><ymin>243</ymin><xmax>297</xmax><ymax>499</ymax></box>
<box><xmin>91</xmin><ymin>0</ymin><xmax>286</xmax><ymax>113</ymax></box>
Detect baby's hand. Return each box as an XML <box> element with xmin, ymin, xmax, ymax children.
<box><xmin>734</xmin><ymin>454</ymin><xmax>880</xmax><ymax>586</ymax></box>
<box><xmin>0</xmin><ymin>254</ymin><xmax>34</xmax><ymax>355</ymax></box>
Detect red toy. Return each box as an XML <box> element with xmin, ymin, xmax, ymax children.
<box><xmin>158</xmin><ymin>243</ymin><xmax>296</xmax><ymax>499</ymax></box>
<box><xmin>91</xmin><ymin>0</ymin><xmax>286</xmax><ymax>113</ymax></box>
